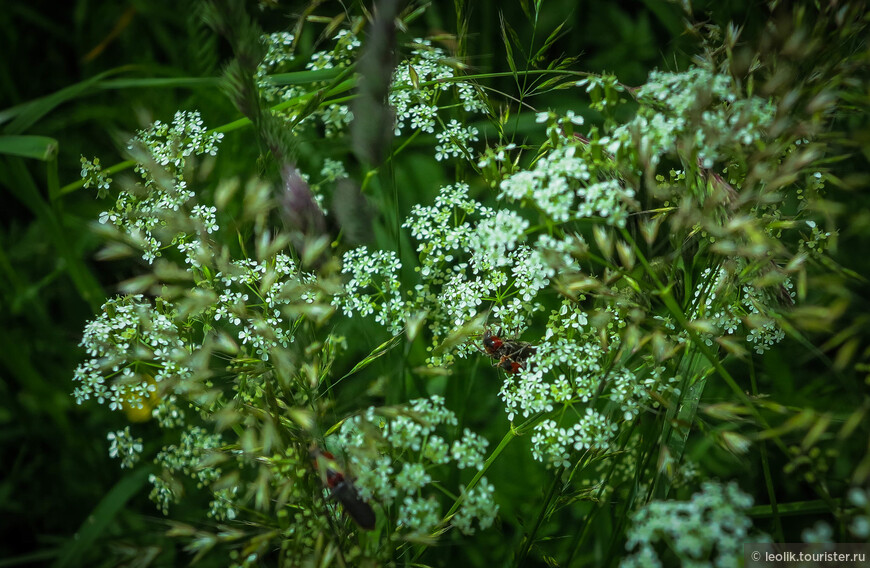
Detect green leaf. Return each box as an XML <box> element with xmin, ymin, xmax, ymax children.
<box><xmin>499</xmin><ymin>14</ymin><xmax>518</xmax><ymax>78</ymax></box>
<box><xmin>97</xmin><ymin>76</ymin><xmax>220</xmax><ymax>89</ymax></box>
<box><xmin>532</xmin><ymin>21</ymin><xmax>569</xmax><ymax>64</ymax></box>
<box><xmin>0</xmin><ymin>157</ymin><xmax>104</xmax><ymax>311</ymax></box>
<box><xmin>264</xmin><ymin>68</ymin><xmax>343</xmax><ymax>85</ymax></box>
<box><xmin>51</xmin><ymin>466</ymin><xmax>154</xmax><ymax>568</ymax></box>
<box><xmin>0</xmin><ymin>68</ymin><xmax>119</xmax><ymax>134</ymax></box>
<box><xmin>0</xmin><ymin>135</ymin><xmax>58</xmax><ymax>161</ymax></box>
<box><xmin>336</xmin><ymin>333</ymin><xmax>403</xmax><ymax>384</ymax></box>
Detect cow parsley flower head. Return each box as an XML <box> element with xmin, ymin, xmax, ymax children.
<box><xmin>389</xmin><ymin>39</ymin><xmax>487</xmax><ymax>144</ymax></box>
<box><xmin>80</xmin><ymin>156</ymin><xmax>112</xmax><ymax>197</ymax></box>
<box><xmin>802</xmin><ymin>520</ymin><xmax>834</xmax><ymax>543</ymax></box>
<box><xmin>399</xmin><ymin>495</ymin><xmax>441</xmax><ymax>536</ymax></box>
<box><xmin>452</xmin><ymin>478</ymin><xmax>498</xmax><ymax>535</ymax></box>
<box><xmin>847</xmin><ymin>487</ymin><xmax>870</xmax><ymax>539</ymax></box>
<box><xmin>392</xmin><ymin>182</ymin><xmax>553</xmax><ymax>364</ymax></box>
<box><xmin>435</xmin><ymin>119</ymin><xmax>480</xmax><ymax>161</ymax></box>
<box><xmin>72</xmin><ymin>295</ymin><xmax>190</xmax><ymax>411</ymax></box>
<box><xmin>499</xmin><ymin>143</ymin><xmax>635</xmax><ymax>227</ymax></box>
<box><xmin>257</xmin><ymin>30</ymin><xmax>357</xmax><ymax>135</ymax></box>
<box><xmin>107</xmin><ymin>427</ymin><xmax>144</xmax><ymax>469</ymax></box>
<box><xmin>621</xmin><ymin>481</ymin><xmax>758</xmax><ymax>568</ymax></box>
<box><xmin>92</xmin><ymin>111</ymin><xmax>224</xmax><ymax>263</ymax></box>
<box><xmin>601</xmin><ymin>66</ymin><xmax>775</xmax><ymax>170</ymax></box>
<box><xmin>210</xmin><ymin>254</ymin><xmax>317</xmax><ymax>365</ymax></box>
<box><xmin>331</xmin><ymin>396</ymin><xmax>498</xmax><ymax>536</ymax></box>
<box><xmin>688</xmin><ymin>260</ymin><xmax>792</xmax><ymax>354</ymax></box>
<box><xmin>333</xmin><ymin>246</ymin><xmax>405</xmax><ymax>335</ymax></box>
<box><xmin>147</xmin><ymin>426</ymin><xmax>227</xmax><ymax>515</ymax></box>
<box><xmin>131</xmin><ymin>110</ymin><xmax>223</xmax><ymax>172</ymax></box>
<box><xmin>529</xmin><ymin>409</ymin><xmax>617</xmax><ymax>468</ymax></box>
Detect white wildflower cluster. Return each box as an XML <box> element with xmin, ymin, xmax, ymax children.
<box><xmin>107</xmin><ymin>427</ymin><xmax>144</xmax><ymax>469</ymax></box>
<box><xmin>451</xmin><ymin>478</ymin><xmax>497</xmax><ymax>535</ymax></box>
<box><xmin>256</xmin><ymin>30</ymin><xmax>358</xmax><ymax>136</ymax></box>
<box><xmin>530</xmin><ymin>410</ymin><xmax>616</xmax><ymax>468</ymax></box>
<box><xmin>306</xmin><ymin>29</ymin><xmax>360</xmax><ymax>71</ymax></box>
<box><xmin>499</xmin><ymin>137</ymin><xmax>636</xmax><ymax>227</ymax></box>
<box><xmin>74</xmin><ymin>252</ymin><xmax>317</xmax><ymax>418</ymax></box>
<box><xmin>72</xmin><ymin>294</ymin><xmax>191</xmax><ymax>412</ymax></box>
<box><xmin>131</xmin><ymin>110</ymin><xmax>223</xmax><ymax>171</ymax></box>
<box><xmin>209</xmin><ymin>487</ymin><xmax>239</xmax><ymax>521</ymax></box>
<box><xmin>333</xmin><ymin>246</ymin><xmax>404</xmax><ymax>335</ymax></box>
<box><xmin>176</xmin><ymin>205</ymin><xmax>219</xmax><ymax>267</ymax></box>
<box><xmin>80</xmin><ymin>156</ymin><xmax>112</xmax><ymax>197</ymax></box>
<box><xmin>504</xmin><ymin>300</ymin><xmax>679</xmax><ymax>468</ymax></box>
<box><xmin>802</xmin><ymin>520</ymin><xmax>835</xmax><ymax>543</ymax></box>
<box><xmin>152</xmin><ymin>395</ymin><xmax>185</xmax><ymax>429</ymax></box>
<box><xmin>332</xmin><ymin>395</ymin><xmax>498</xmax><ymax>536</ymax></box>
<box><xmin>148</xmin><ymin>425</ymin><xmax>230</xmax><ymax>517</ymax></box>
<box><xmin>389</xmin><ymin>39</ymin><xmax>487</xmax><ymax>160</ymax></box>
<box><xmin>95</xmin><ymin>111</ymin><xmax>223</xmax><ymax>264</ymax></box>
<box><xmin>601</xmin><ymin>67</ymin><xmax>775</xmax><ymax>170</ymax></box>
<box><xmin>435</xmin><ymin>119</ymin><xmax>480</xmax><ymax>161</ymax></box>
<box><xmin>192</xmin><ymin>204</ymin><xmax>218</xmax><ymax>233</ymax></box>
<box><xmin>212</xmin><ymin>254</ymin><xmax>316</xmax><ymax>366</ymax></box>
<box><xmin>404</xmin><ymin>183</ymin><xmax>549</xmax><ymax>362</ymax></box>
<box><xmin>337</xmin><ymin>182</ymin><xmax>553</xmax><ymax>364</ymax></box>
<box><xmin>621</xmin><ymin>481</ymin><xmax>757</xmax><ymax>568</ymax></box>
<box><xmin>319</xmin><ymin>157</ymin><xmax>347</xmax><ymax>182</ymax></box>
<box><xmin>576</xmin><ymin>74</ymin><xmax>625</xmax><ymax>113</ymax></box>
<box><xmin>743</xmin><ymin>286</ymin><xmax>788</xmax><ymax>354</ymax></box>
<box><xmin>690</xmin><ymin>261</ymin><xmax>792</xmax><ymax>354</ymax></box>
<box><xmin>257</xmin><ymin>32</ymin><xmax>295</xmax><ymax>100</ymax></box>
<box><xmin>148</xmin><ymin>474</ymin><xmax>174</xmax><ymax>515</ymax></box>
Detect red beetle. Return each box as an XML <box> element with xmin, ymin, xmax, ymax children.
<box><xmin>481</xmin><ymin>327</ymin><xmax>536</xmax><ymax>374</ymax></box>
<box><xmin>310</xmin><ymin>446</ymin><xmax>376</xmax><ymax>530</ymax></box>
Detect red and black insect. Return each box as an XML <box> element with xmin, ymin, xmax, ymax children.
<box><xmin>482</xmin><ymin>328</ymin><xmax>536</xmax><ymax>374</ymax></box>
<box><xmin>310</xmin><ymin>446</ymin><xmax>376</xmax><ymax>530</ymax></box>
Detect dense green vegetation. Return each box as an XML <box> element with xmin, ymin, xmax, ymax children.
<box><xmin>2</xmin><ymin>1</ymin><xmax>869</xmax><ymax>566</ymax></box>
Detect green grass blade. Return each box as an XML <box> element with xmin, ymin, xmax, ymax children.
<box><xmin>336</xmin><ymin>333</ymin><xmax>403</xmax><ymax>383</ymax></box>
<box><xmin>0</xmin><ymin>68</ymin><xmax>121</xmax><ymax>134</ymax></box>
<box><xmin>264</xmin><ymin>68</ymin><xmax>343</xmax><ymax>85</ymax></box>
<box><xmin>1</xmin><ymin>157</ymin><xmax>104</xmax><ymax>312</ymax></box>
<box><xmin>97</xmin><ymin>76</ymin><xmax>221</xmax><ymax>89</ymax></box>
<box><xmin>0</xmin><ymin>70</ymin><xmax>219</xmax><ymax>133</ymax></box>
<box><xmin>0</xmin><ymin>135</ymin><xmax>58</xmax><ymax>160</ymax></box>
<box><xmin>51</xmin><ymin>466</ymin><xmax>154</xmax><ymax>568</ymax></box>
<box><xmin>0</xmin><ymin>549</ymin><xmax>59</xmax><ymax>567</ymax></box>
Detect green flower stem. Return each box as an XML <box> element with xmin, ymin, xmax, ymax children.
<box><xmin>750</xmin><ymin>355</ymin><xmax>784</xmax><ymax>542</ymax></box>
<box><xmin>514</xmin><ymin>466</ymin><xmax>566</xmax><ymax>568</ymax></box>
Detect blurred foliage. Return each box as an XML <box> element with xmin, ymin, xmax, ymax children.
<box><xmin>1</xmin><ymin>0</ymin><xmax>869</xmax><ymax>567</ymax></box>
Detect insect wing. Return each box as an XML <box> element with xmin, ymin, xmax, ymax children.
<box><xmin>508</xmin><ymin>341</ymin><xmax>536</xmax><ymax>362</ymax></box>
<box><xmin>332</xmin><ymin>480</ymin><xmax>376</xmax><ymax>530</ymax></box>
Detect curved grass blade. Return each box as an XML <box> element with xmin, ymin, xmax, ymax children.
<box><xmin>334</xmin><ymin>333</ymin><xmax>403</xmax><ymax>386</ymax></box>
<box><xmin>51</xmin><ymin>466</ymin><xmax>154</xmax><ymax>568</ymax></box>
<box><xmin>0</xmin><ymin>135</ymin><xmax>58</xmax><ymax>161</ymax></box>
